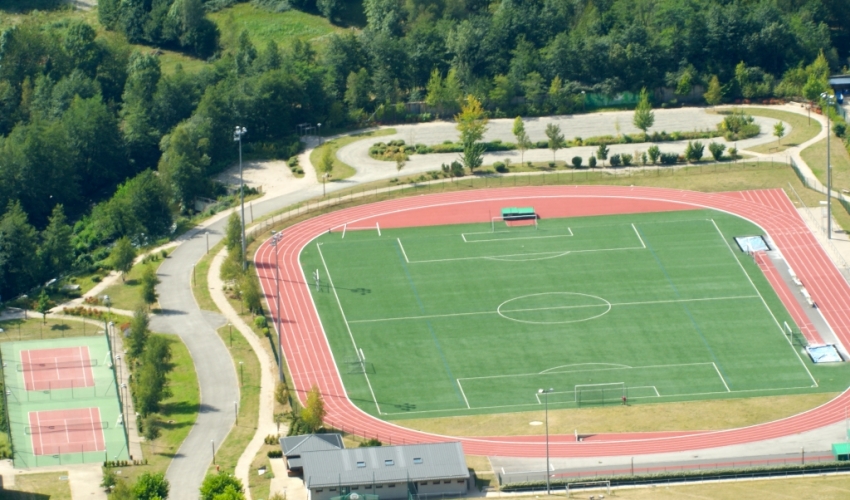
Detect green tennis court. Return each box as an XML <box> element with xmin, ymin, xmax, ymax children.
<box><xmin>301</xmin><ymin>209</ymin><xmax>850</xmax><ymax>419</ymax></box>
<box><xmin>1</xmin><ymin>336</ymin><xmax>130</xmax><ymax>467</ymax></box>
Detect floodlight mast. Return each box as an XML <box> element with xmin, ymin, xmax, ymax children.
<box><xmin>821</xmin><ymin>93</ymin><xmax>835</xmax><ymax>239</ymax></box>
<box><xmin>538</xmin><ymin>388</ymin><xmax>554</xmax><ymax>494</ymax></box>
<box><xmin>271</xmin><ymin>231</ymin><xmax>284</xmax><ymax>381</ymax></box>
<box><xmin>234</xmin><ymin>126</ymin><xmax>248</xmax><ymax>269</ymax></box>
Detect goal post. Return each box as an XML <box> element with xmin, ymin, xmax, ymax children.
<box><xmin>575</xmin><ymin>382</ymin><xmax>625</xmax><ymax>406</ymax></box>
<box><xmin>565</xmin><ymin>480</ymin><xmax>610</xmax><ymax>496</ymax></box>
<box><xmin>491</xmin><ymin>216</ymin><xmax>538</xmax><ymax>232</ymax></box>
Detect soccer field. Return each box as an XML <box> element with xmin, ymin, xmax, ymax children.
<box><xmin>300</xmin><ymin>209</ymin><xmax>847</xmax><ymax>419</ymax></box>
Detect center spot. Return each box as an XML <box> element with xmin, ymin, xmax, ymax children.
<box><xmin>497</xmin><ymin>292</ymin><xmax>612</xmax><ymax>325</ymax></box>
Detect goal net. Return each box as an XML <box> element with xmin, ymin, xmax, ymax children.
<box><xmin>575</xmin><ymin>382</ymin><xmax>625</xmax><ymax>406</ymax></box>
<box><xmin>344</xmin><ymin>349</ymin><xmax>368</xmax><ymax>374</ymax></box>
<box><xmin>491</xmin><ymin>216</ymin><xmax>538</xmax><ymax>232</ymax></box>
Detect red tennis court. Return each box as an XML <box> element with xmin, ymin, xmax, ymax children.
<box><xmin>20</xmin><ymin>347</ymin><xmax>95</xmax><ymax>391</ymax></box>
<box><xmin>27</xmin><ymin>408</ymin><xmax>106</xmax><ymax>455</ymax></box>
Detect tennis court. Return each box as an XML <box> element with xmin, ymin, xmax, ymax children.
<box><xmin>1</xmin><ymin>336</ymin><xmax>129</xmax><ymax>467</ymax></box>
<box><xmin>300</xmin><ymin>208</ymin><xmax>850</xmax><ymax>419</ymax></box>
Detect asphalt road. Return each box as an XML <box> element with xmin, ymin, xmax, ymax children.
<box><xmin>155</xmin><ymin>108</ymin><xmax>784</xmax><ymax>499</ymax></box>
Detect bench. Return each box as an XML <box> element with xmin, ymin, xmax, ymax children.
<box><xmin>501</xmin><ymin>207</ymin><xmax>537</xmax><ymax>221</ymax></box>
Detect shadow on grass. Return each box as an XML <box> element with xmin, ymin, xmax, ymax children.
<box><xmin>0</xmin><ymin>492</ymin><xmax>50</xmax><ymax>500</ymax></box>
<box><xmin>160</xmin><ymin>400</ymin><xmax>199</xmax><ymax>417</ymax></box>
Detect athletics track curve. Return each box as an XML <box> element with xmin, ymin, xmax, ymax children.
<box><xmin>254</xmin><ymin>186</ymin><xmax>850</xmax><ymax>458</ymax></box>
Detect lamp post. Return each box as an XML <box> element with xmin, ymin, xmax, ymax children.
<box><xmin>228</xmin><ymin>322</ymin><xmax>232</xmax><ymax>348</ymax></box>
<box><xmin>234</xmin><ymin>126</ymin><xmax>248</xmax><ymax>270</ymax></box>
<box><xmin>822</xmin><ymin>93</ymin><xmax>835</xmax><ymax>239</ymax></box>
<box><xmin>211</xmin><ymin>439</ymin><xmax>216</xmax><ymax>465</ymax></box>
<box><xmin>322</xmin><ymin>173</ymin><xmax>329</xmax><ymax>197</ymax></box>
<box><xmin>270</xmin><ymin>232</ymin><xmax>284</xmax><ymax>381</ymax></box>
<box><xmin>239</xmin><ymin>361</ymin><xmax>244</xmax><ymax>387</ymax></box>
<box><xmin>538</xmin><ymin>388</ymin><xmax>554</xmax><ymax>494</ymax></box>
<box><xmin>317</xmin><ymin>122</ymin><xmax>322</xmax><ymax>145</ymax></box>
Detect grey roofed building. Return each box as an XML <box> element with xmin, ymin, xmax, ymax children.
<box><xmin>302</xmin><ymin>442</ymin><xmax>470</xmax><ymax>500</ymax></box>
<box><xmin>280</xmin><ymin>433</ymin><xmax>345</xmax><ymax>472</ymax></box>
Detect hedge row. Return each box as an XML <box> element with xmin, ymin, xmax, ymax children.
<box><xmin>500</xmin><ymin>460</ymin><xmax>850</xmax><ymax>491</ymax></box>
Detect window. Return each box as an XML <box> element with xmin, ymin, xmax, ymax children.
<box><xmin>357</xmin><ymin>461</ymin><xmax>366</xmax><ymax>468</ymax></box>
<box><xmin>457</xmin><ymin>480</ymin><xmax>465</xmax><ymax>484</ymax></box>
<box><xmin>443</xmin><ymin>480</ymin><xmax>451</xmax><ymax>484</ymax></box>
<box><xmin>376</xmin><ymin>485</ymin><xmax>383</xmax><ymax>489</ymax></box>
<box><xmin>419</xmin><ymin>482</ymin><xmax>428</xmax><ymax>486</ymax></box>
<box><xmin>316</xmin><ymin>490</ymin><xmax>323</xmax><ymax>493</ymax></box>
<box><xmin>384</xmin><ymin>459</ymin><xmax>394</xmax><ymax>466</ymax></box>
<box><xmin>329</xmin><ymin>488</ymin><xmax>337</xmax><ymax>492</ymax></box>
<box><xmin>413</xmin><ymin>458</ymin><xmax>423</xmax><ymax>464</ymax></box>
<box><xmin>351</xmin><ymin>487</ymin><xmax>359</xmax><ymax>491</ymax></box>
<box><xmin>432</xmin><ymin>481</ymin><xmax>440</xmax><ymax>485</ymax></box>
<box><xmin>388</xmin><ymin>484</ymin><xmax>396</xmax><ymax>488</ymax></box>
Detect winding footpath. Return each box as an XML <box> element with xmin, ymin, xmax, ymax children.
<box><xmin>155</xmin><ymin>105</ymin><xmax>834</xmax><ymax>498</ymax></box>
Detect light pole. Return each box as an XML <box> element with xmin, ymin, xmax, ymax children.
<box><xmin>322</xmin><ymin>173</ymin><xmax>329</xmax><ymax>197</ymax></box>
<box><xmin>270</xmin><ymin>232</ymin><xmax>284</xmax><ymax>381</ymax></box>
<box><xmin>234</xmin><ymin>126</ymin><xmax>248</xmax><ymax>270</ymax></box>
<box><xmin>317</xmin><ymin>122</ymin><xmax>322</xmax><ymax>145</ymax></box>
<box><xmin>239</xmin><ymin>361</ymin><xmax>244</xmax><ymax>387</ymax></box>
<box><xmin>211</xmin><ymin>439</ymin><xmax>215</xmax><ymax>465</ymax></box>
<box><xmin>538</xmin><ymin>388</ymin><xmax>554</xmax><ymax>494</ymax></box>
<box><xmin>228</xmin><ymin>322</ymin><xmax>232</xmax><ymax>348</ymax></box>
<box><xmin>822</xmin><ymin>93</ymin><xmax>835</xmax><ymax>239</ymax></box>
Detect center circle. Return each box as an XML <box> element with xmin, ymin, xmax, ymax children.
<box><xmin>497</xmin><ymin>292</ymin><xmax>612</xmax><ymax>325</ymax></box>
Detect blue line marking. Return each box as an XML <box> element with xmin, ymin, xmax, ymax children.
<box><xmin>636</xmin><ymin>226</ymin><xmax>733</xmax><ymax>389</ymax></box>
<box><xmin>394</xmin><ymin>241</ymin><xmax>465</xmax><ymax>403</ymax></box>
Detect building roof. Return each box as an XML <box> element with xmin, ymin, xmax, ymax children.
<box><xmin>302</xmin><ymin>442</ymin><xmax>469</xmax><ymax>489</ymax></box>
<box><xmin>829</xmin><ymin>75</ymin><xmax>850</xmax><ymax>86</ymax></box>
<box><xmin>280</xmin><ymin>433</ymin><xmax>344</xmax><ymax>457</ymax></box>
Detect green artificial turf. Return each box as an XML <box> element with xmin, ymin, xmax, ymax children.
<box><xmin>300</xmin><ymin>209</ymin><xmax>850</xmax><ymax>420</ymax></box>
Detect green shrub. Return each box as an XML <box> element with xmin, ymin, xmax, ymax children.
<box><xmin>648</xmin><ymin>145</ymin><xmax>660</xmax><ymax>164</ymax></box>
<box><xmin>659</xmin><ymin>152</ymin><xmax>678</xmax><ymax>165</ymax></box>
<box><xmin>834</xmin><ymin>122</ymin><xmax>846</xmax><ymax>138</ymax></box>
<box><xmin>609</xmin><ymin>154</ymin><xmax>622</xmax><ymax>167</ymax></box>
<box><xmin>493</xmin><ymin>162</ymin><xmax>508</xmax><ymax>173</ymax></box>
<box><xmin>621</xmin><ymin>153</ymin><xmax>633</xmax><ymax>166</ymax></box>
<box><xmin>709</xmin><ymin>142</ymin><xmax>726</xmax><ymax>161</ymax></box>
<box><xmin>254</xmin><ymin>316</ymin><xmax>268</xmax><ymax>328</ymax></box>
<box><xmin>684</xmin><ymin>141</ymin><xmax>705</xmax><ymax>162</ymax></box>
<box><xmin>588</xmin><ymin>156</ymin><xmax>597</xmax><ymax>168</ymax></box>
<box><xmin>571</xmin><ymin>156</ymin><xmax>582</xmax><ymax>168</ymax></box>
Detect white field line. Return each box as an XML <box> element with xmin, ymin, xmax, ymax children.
<box><xmin>317</xmin><ymin>243</ymin><xmax>383</xmax><ymax>414</ymax></box>
<box><xmin>405</xmin><ymin>243</ymin><xmax>644</xmax><ymax>264</ymax></box>
<box><xmin>712</xmin><ymin>362</ymin><xmax>731</xmax><ymax>392</ymax></box>
<box><xmin>379</xmin><ymin>384</ymin><xmax>817</xmax><ymax>415</ymax></box>
<box><xmin>462</xmin><ymin>232</ymin><xmax>574</xmax><ymax>243</ymax></box>
<box><xmin>348</xmin><ymin>295</ymin><xmax>760</xmax><ymax>324</ymax></box>
<box><xmin>458</xmin><ymin>362</ymin><xmax>717</xmax><ymax>382</ymax></box>
<box><xmin>397</xmin><ymin>238</ymin><xmax>410</xmax><ymax>263</ymax></box>
<box><xmin>457</xmin><ymin>379</ymin><xmax>471</xmax><ymax>409</ymax></box>
<box><xmin>709</xmin><ymin>219</ymin><xmax>818</xmax><ymax>388</ymax></box>
<box><xmin>632</xmin><ymin>223</ymin><xmax>646</xmax><ymax>248</ymax></box>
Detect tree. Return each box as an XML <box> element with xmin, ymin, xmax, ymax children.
<box><xmin>301</xmin><ymin>385</ymin><xmax>326</xmax><ymax>432</ymax></box>
<box><xmin>545</xmin><ymin>123</ymin><xmax>565</xmax><ymax>163</ymax></box>
<box><xmin>128</xmin><ymin>306</ymin><xmax>150</xmax><ymax>360</ymax></box>
<box><xmin>141</xmin><ymin>413</ymin><xmax>161</xmax><ymax>442</ymax></box>
<box><xmin>394</xmin><ymin>152</ymin><xmax>406</xmax><ymax>174</ymax></box>
<box><xmin>512</xmin><ymin>116</ymin><xmax>531</xmax><ymax>165</ymax></box>
<box><xmin>319</xmin><ymin>148</ymin><xmax>335</xmax><ymax>194</ymax></box>
<box><xmin>141</xmin><ymin>265</ymin><xmax>159</xmax><ymax>309</ymax></box>
<box><xmin>708</xmin><ymin>142</ymin><xmax>726</xmax><ymax>161</ymax></box>
<box><xmin>704</xmin><ymin>76</ymin><xmax>723</xmax><ymax>107</ymax></box>
<box><xmin>317</xmin><ymin>0</ymin><xmax>342</xmax><ymax>21</ymax></box>
<box><xmin>225</xmin><ymin>212</ymin><xmax>242</xmax><ymax>256</ymax></box>
<box><xmin>0</xmin><ymin>201</ymin><xmax>40</xmax><ymax>300</ymax></box>
<box><xmin>241</xmin><ymin>274</ymin><xmax>262</xmax><ymax>316</ymax></box>
<box><xmin>109</xmin><ymin>479</ymin><xmax>135</xmax><ymax>500</ymax></box>
<box><xmin>133</xmin><ymin>472</ymin><xmax>169</xmax><ymax>500</ymax></box>
<box><xmin>132</xmin><ymin>335</ymin><xmax>172</xmax><ymax>416</ymax></box>
<box><xmin>684</xmin><ymin>141</ymin><xmax>705</xmax><ymax>162</ymax></box>
<box><xmin>802</xmin><ymin>74</ymin><xmax>827</xmax><ymax>124</ymax></box>
<box><xmin>455</xmin><ymin>95</ymin><xmax>488</xmax><ymax>172</ymax></box>
<box><xmin>774</xmin><ymin>122</ymin><xmax>785</xmax><ymax>144</ymax></box>
<box><xmin>648</xmin><ymin>145</ymin><xmax>661</xmax><ymax>164</ymax></box>
<box><xmin>344</xmin><ymin>68</ymin><xmax>371</xmax><ymax>111</ymax></box>
<box><xmin>633</xmin><ymin>88</ymin><xmax>655</xmax><ymax>139</ymax></box>
<box><xmin>200</xmin><ymin>473</ymin><xmax>245</xmax><ymax>500</ymax></box>
<box><xmin>275</xmin><ymin>382</ymin><xmax>289</xmax><ymax>407</ymax></box>
<box><xmin>37</xmin><ymin>289</ymin><xmax>51</xmax><ymax>324</ymax></box>
<box><xmin>38</xmin><ymin>204</ymin><xmax>73</xmax><ymax>280</ymax></box>
<box><xmin>110</xmin><ymin>237</ymin><xmax>136</xmax><ymax>281</ymax></box>
<box><xmin>596</xmin><ymin>144</ymin><xmax>609</xmax><ymax>167</ymax></box>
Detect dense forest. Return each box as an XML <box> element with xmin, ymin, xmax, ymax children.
<box><xmin>0</xmin><ymin>0</ymin><xmax>848</xmax><ymax>302</ymax></box>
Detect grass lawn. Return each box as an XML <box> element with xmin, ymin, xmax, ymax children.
<box><xmin>400</xmin><ymin>393</ymin><xmax>837</xmax><ymax>435</ymax></box>
<box><xmin>741</xmin><ymin>107</ymin><xmax>822</xmax><ymax>154</ymax></box>
<box><xmin>98</xmin><ymin>249</ymin><xmax>173</xmax><ymax>312</ymax></box>
<box><xmin>0</xmin><ymin>317</ymin><xmax>104</xmax><ymax>342</ymax></box>
<box><xmin>8</xmin><ymin>472</ymin><xmax>72</xmax><ymax>499</ymax></box>
<box><xmin>802</xmin><ymin>137</ymin><xmax>850</xmax><ymax>195</ymax></box>
<box><xmin>310</xmin><ymin>129</ymin><xmax>396</xmax><ymax>182</ymax></box>
<box><xmin>191</xmin><ymin>241</ymin><xmax>223</xmax><ymax>312</ymax></box>
<box><xmin>210</xmin><ymin>3</ymin><xmax>344</xmax><ymax>54</ymax></box>
<box><xmin>591</xmin><ymin>473</ymin><xmax>850</xmax><ymax>499</ymax></box>
<box><xmin>248</xmin><ymin>445</ymin><xmax>279</xmax><ymax>500</ymax></box>
<box><xmin>303</xmin><ymin>209</ymin><xmax>850</xmax><ymax>420</ymax></box>
<box><xmin>104</xmin><ymin>333</ymin><xmax>199</xmax><ymax>485</ymax></box>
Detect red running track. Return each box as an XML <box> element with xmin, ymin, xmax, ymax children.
<box><xmin>255</xmin><ymin>186</ymin><xmax>850</xmax><ymax>458</ymax></box>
